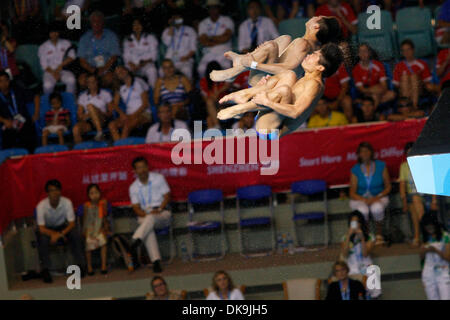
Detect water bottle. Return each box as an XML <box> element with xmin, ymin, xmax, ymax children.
<box><xmin>287</xmin><ymin>233</ymin><xmax>295</xmax><ymax>255</ymax></box>
<box><xmin>276</xmin><ymin>234</ymin><xmax>283</xmax><ymax>255</ymax></box>
<box><xmin>282</xmin><ymin>233</ymin><xmax>288</xmax><ymax>254</ymax></box>
<box><xmin>180</xmin><ymin>240</ymin><xmax>190</xmax><ymax>262</ymax></box>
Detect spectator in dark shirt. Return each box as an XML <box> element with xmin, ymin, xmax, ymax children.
<box><xmin>326</xmin><ymin>261</ymin><xmax>366</xmax><ymax>300</ymax></box>
<box><xmin>386</xmin><ymin>96</ymin><xmax>425</xmax><ymax>122</ymax></box>
<box><xmin>0</xmin><ymin>22</ymin><xmax>19</xmax><ymax>79</ymax></box>
<box><xmin>0</xmin><ymin>71</ymin><xmax>36</xmax><ymax>152</ymax></box>
<box><xmin>355</xmin><ymin>96</ymin><xmax>385</xmax><ymax>123</ymax></box>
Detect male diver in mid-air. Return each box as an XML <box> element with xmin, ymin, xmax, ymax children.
<box><xmin>210</xmin><ymin>16</ymin><xmax>341</xmax><ymax>87</ymax></box>
<box><xmin>217</xmin><ymin>44</ymin><xmax>344</xmax><ymax>140</ymax></box>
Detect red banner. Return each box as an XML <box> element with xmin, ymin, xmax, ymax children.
<box><xmin>0</xmin><ymin>119</ymin><xmax>426</xmax><ymax>233</ymax></box>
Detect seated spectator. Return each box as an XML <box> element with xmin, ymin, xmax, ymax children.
<box><xmin>435</xmin><ymin>0</ymin><xmax>450</xmax><ymax>47</ymax></box>
<box><xmin>399</xmin><ymin>142</ymin><xmax>438</xmax><ymax>247</ymax></box>
<box><xmin>420</xmin><ymin>212</ymin><xmax>450</xmax><ymax>300</ymax></box>
<box><xmin>386</xmin><ymin>97</ymin><xmax>425</xmax><ymax>122</ymax></box>
<box><xmin>154</xmin><ymin>59</ymin><xmax>192</xmax><ymax>120</ymax></box>
<box><xmin>326</xmin><ymin>261</ymin><xmax>366</xmax><ymax>300</ymax></box>
<box><xmin>109</xmin><ymin>66</ymin><xmax>151</xmax><ymax>141</ymax></box>
<box><xmin>197</xmin><ymin>0</ymin><xmax>234</xmax><ymax>78</ymax></box>
<box><xmin>129</xmin><ymin>157</ymin><xmax>171</xmax><ymax>274</ymax></box>
<box><xmin>36</xmin><ymin>179</ymin><xmax>85</xmax><ymax>283</ymax></box>
<box><xmin>42</xmin><ymin>92</ymin><xmax>71</xmax><ymax>146</ymax></box>
<box><xmin>206</xmin><ymin>270</ymin><xmax>244</xmax><ymax>300</ymax></box>
<box><xmin>78</xmin><ymin>11</ymin><xmax>120</xmax><ymax>89</ymax></box>
<box><xmin>73</xmin><ymin>73</ymin><xmax>113</xmax><ymax>143</ymax></box>
<box><xmin>0</xmin><ymin>71</ymin><xmax>36</xmax><ymax>152</ymax></box>
<box><xmin>238</xmin><ymin>1</ymin><xmax>279</xmax><ymax>54</ymax></box>
<box><xmin>322</xmin><ymin>63</ymin><xmax>353</xmax><ymax>123</ymax></box>
<box><xmin>161</xmin><ymin>12</ymin><xmax>197</xmax><ymax>80</ymax></box>
<box><xmin>349</xmin><ymin>142</ymin><xmax>391</xmax><ymax>245</ymax></box>
<box><xmin>436</xmin><ymin>47</ymin><xmax>450</xmax><ymax>89</ymax></box>
<box><xmin>354</xmin><ymin>96</ymin><xmax>385</xmax><ymax>123</ymax></box>
<box><xmin>200</xmin><ymin>61</ymin><xmax>231</xmax><ymax>129</ymax></box>
<box><xmin>38</xmin><ymin>22</ymin><xmax>77</xmax><ymax>95</ymax></box>
<box><xmin>82</xmin><ymin>184</ymin><xmax>110</xmax><ymax>275</ymax></box>
<box><xmin>341</xmin><ymin>210</ymin><xmax>381</xmax><ymax>298</ymax></box>
<box><xmin>0</xmin><ymin>22</ymin><xmax>19</xmax><ymax>80</ymax></box>
<box><xmin>352</xmin><ymin>43</ymin><xmax>395</xmax><ymax>108</ymax></box>
<box><xmin>123</xmin><ymin>17</ymin><xmax>158</xmax><ymax>88</ymax></box>
<box><xmin>264</xmin><ymin>1</ymin><xmax>315</xmax><ymax>25</ymax></box>
<box><xmin>11</xmin><ymin>0</ymin><xmax>46</xmax><ymax>44</ymax></box>
<box><xmin>232</xmin><ymin>111</ymin><xmax>256</xmax><ymax>135</ymax></box>
<box><xmin>393</xmin><ymin>40</ymin><xmax>437</xmax><ymax>110</ymax></box>
<box><xmin>307</xmin><ymin>98</ymin><xmax>348</xmax><ymax>128</ymax></box>
<box><xmin>145</xmin><ymin>104</ymin><xmax>188</xmax><ymax>144</ymax></box>
<box><xmin>146</xmin><ymin>276</ymin><xmax>183</xmax><ymax>300</ymax></box>
<box><xmin>315</xmin><ymin>0</ymin><xmax>357</xmax><ymax>39</ymax></box>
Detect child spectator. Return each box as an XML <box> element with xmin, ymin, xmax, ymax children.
<box><xmin>322</xmin><ymin>63</ymin><xmax>353</xmax><ymax>123</ymax></box>
<box><xmin>419</xmin><ymin>212</ymin><xmax>450</xmax><ymax>300</ymax></box>
<box><xmin>82</xmin><ymin>184</ymin><xmax>110</xmax><ymax>275</ymax></box>
<box><xmin>200</xmin><ymin>61</ymin><xmax>231</xmax><ymax>129</ymax></box>
<box><xmin>352</xmin><ymin>43</ymin><xmax>395</xmax><ymax>108</ymax></box>
<box><xmin>206</xmin><ymin>270</ymin><xmax>244</xmax><ymax>300</ymax></box>
<box><xmin>393</xmin><ymin>40</ymin><xmax>437</xmax><ymax>109</ymax></box>
<box><xmin>307</xmin><ymin>98</ymin><xmax>348</xmax><ymax>128</ymax></box>
<box><xmin>399</xmin><ymin>142</ymin><xmax>438</xmax><ymax>247</ymax></box>
<box><xmin>42</xmin><ymin>92</ymin><xmax>71</xmax><ymax>146</ymax></box>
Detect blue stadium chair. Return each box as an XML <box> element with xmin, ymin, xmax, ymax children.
<box><xmin>73</xmin><ymin>141</ymin><xmax>109</xmax><ymax>150</ymax></box>
<box><xmin>236</xmin><ymin>185</ymin><xmax>275</xmax><ymax>257</ymax></box>
<box><xmin>34</xmin><ymin>145</ymin><xmax>69</xmax><ymax>154</ymax></box>
<box><xmin>148</xmin><ymin>87</ymin><xmax>159</xmax><ymax>123</ymax></box>
<box><xmin>357</xmin><ymin>10</ymin><xmax>397</xmax><ymax>60</ymax></box>
<box><xmin>187</xmin><ymin>189</ymin><xmax>225</xmax><ymax>261</ymax></box>
<box><xmin>278</xmin><ymin>18</ymin><xmax>308</xmax><ymax>39</ymax></box>
<box><xmin>113</xmin><ymin>137</ymin><xmax>146</xmax><ymax>147</ymax></box>
<box><xmin>383</xmin><ymin>62</ymin><xmax>394</xmax><ymax>90</ymax></box>
<box><xmin>0</xmin><ymin>148</ymin><xmax>28</xmax><ymax>164</ymax></box>
<box><xmin>396</xmin><ymin>7</ymin><xmax>436</xmax><ymax>58</ymax></box>
<box><xmin>291</xmin><ymin>180</ymin><xmax>329</xmax><ymax>249</ymax></box>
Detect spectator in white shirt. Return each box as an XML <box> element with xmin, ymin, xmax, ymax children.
<box><xmin>161</xmin><ymin>12</ymin><xmax>197</xmax><ymax>80</ymax></box>
<box><xmin>123</xmin><ymin>17</ymin><xmax>159</xmax><ymax>88</ymax></box>
<box><xmin>109</xmin><ymin>65</ymin><xmax>151</xmax><ymax>141</ymax></box>
<box><xmin>206</xmin><ymin>270</ymin><xmax>245</xmax><ymax>300</ymax></box>
<box><xmin>129</xmin><ymin>157</ymin><xmax>171</xmax><ymax>274</ymax></box>
<box><xmin>38</xmin><ymin>22</ymin><xmax>77</xmax><ymax>95</ymax></box>
<box><xmin>197</xmin><ymin>0</ymin><xmax>234</xmax><ymax>79</ymax></box>
<box><xmin>73</xmin><ymin>73</ymin><xmax>113</xmax><ymax>143</ymax></box>
<box><xmin>145</xmin><ymin>104</ymin><xmax>189</xmax><ymax>144</ymax></box>
<box><xmin>238</xmin><ymin>0</ymin><xmax>279</xmax><ymax>54</ymax></box>
<box><xmin>36</xmin><ymin>179</ymin><xmax>85</xmax><ymax>283</ymax></box>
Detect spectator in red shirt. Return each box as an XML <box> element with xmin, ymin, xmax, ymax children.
<box><xmin>200</xmin><ymin>61</ymin><xmax>231</xmax><ymax>129</ymax></box>
<box><xmin>323</xmin><ymin>63</ymin><xmax>354</xmax><ymax>123</ymax></box>
<box><xmin>436</xmin><ymin>48</ymin><xmax>450</xmax><ymax>89</ymax></box>
<box><xmin>352</xmin><ymin>43</ymin><xmax>395</xmax><ymax>108</ymax></box>
<box><xmin>315</xmin><ymin>0</ymin><xmax>357</xmax><ymax>39</ymax></box>
<box><xmin>393</xmin><ymin>40</ymin><xmax>437</xmax><ymax>109</ymax></box>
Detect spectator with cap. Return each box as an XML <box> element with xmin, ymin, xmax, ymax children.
<box><xmin>349</xmin><ymin>142</ymin><xmax>391</xmax><ymax>245</ymax></box>
<box><xmin>109</xmin><ymin>65</ymin><xmax>151</xmax><ymax>141</ymax></box>
<box><xmin>238</xmin><ymin>1</ymin><xmax>279</xmax><ymax>54</ymax></box>
<box><xmin>197</xmin><ymin>0</ymin><xmax>234</xmax><ymax>79</ymax></box>
<box><xmin>78</xmin><ymin>11</ymin><xmax>121</xmax><ymax>89</ymax></box>
<box><xmin>146</xmin><ymin>276</ymin><xmax>184</xmax><ymax>300</ymax></box>
<box><xmin>128</xmin><ymin>156</ymin><xmax>171</xmax><ymax>274</ymax></box>
<box><xmin>326</xmin><ymin>261</ymin><xmax>366</xmax><ymax>300</ymax></box>
<box><xmin>315</xmin><ymin>0</ymin><xmax>357</xmax><ymax>39</ymax></box>
<box><xmin>0</xmin><ymin>71</ymin><xmax>36</xmax><ymax>152</ymax></box>
<box><xmin>38</xmin><ymin>22</ymin><xmax>77</xmax><ymax>95</ymax></box>
<box><xmin>73</xmin><ymin>73</ymin><xmax>113</xmax><ymax>143</ymax></box>
<box><xmin>145</xmin><ymin>103</ymin><xmax>188</xmax><ymax>144</ymax></box>
<box><xmin>307</xmin><ymin>97</ymin><xmax>348</xmax><ymax>128</ymax></box>
<box><xmin>36</xmin><ymin>179</ymin><xmax>85</xmax><ymax>283</ymax></box>
<box><xmin>393</xmin><ymin>40</ymin><xmax>437</xmax><ymax>110</ymax></box>
<box><xmin>123</xmin><ymin>17</ymin><xmax>159</xmax><ymax>88</ymax></box>
<box><xmin>161</xmin><ymin>12</ymin><xmax>197</xmax><ymax>80</ymax></box>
